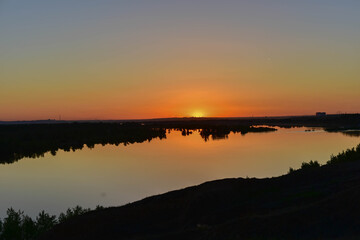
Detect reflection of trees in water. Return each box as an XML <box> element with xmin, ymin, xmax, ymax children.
<box><xmin>0</xmin><ymin>123</ymin><xmax>276</xmax><ymax>164</ymax></box>
<box><xmin>199</xmin><ymin>126</ymin><xmax>275</xmax><ymax>142</ymax></box>
<box><xmin>164</xmin><ymin>126</ymin><xmax>276</xmax><ymax>142</ymax></box>
<box><xmin>2</xmin><ymin>117</ymin><xmax>359</xmax><ymax>164</ymax></box>
<box><xmin>0</xmin><ymin>123</ymin><xmax>167</xmax><ymax>164</ymax></box>
<box><xmin>342</xmin><ymin>131</ymin><xmax>360</xmax><ymax>137</ymax></box>
<box><xmin>324</xmin><ymin>128</ymin><xmax>360</xmax><ymax>138</ymax></box>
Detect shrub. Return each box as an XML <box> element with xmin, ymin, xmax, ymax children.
<box><xmin>327</xmin><ymin>144</ymin><xmax>360</xmax><ymax>165</ymax></box>
<box><xmin>288</xmin><ymin>167</ymin><xmax>295</xmax><ymax>174</ymax></box>
<box><xmin>301</xmin><ymin>160</ymin><xmax>320</xmax><ymax>170</ymax></box>
<box><xmin>58</xmin><ymin>206</ymin><xmax>90</xmax><ymax>223</ymax></box>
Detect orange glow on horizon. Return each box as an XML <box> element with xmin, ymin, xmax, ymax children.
<box><xmin>0</xmin><ymin>82</ymin><xmax>359</xmax><ymax>121</ymax></box>
<box><xmin>191</xmin><ymin>111</ymin><xmax>205</xmax><ymax>118</ymax></box>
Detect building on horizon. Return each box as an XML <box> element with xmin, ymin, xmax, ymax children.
<box><xmin>316</xmin><ymin>112</ymin><xmax>326</xmax><ymax>117</ymax></box>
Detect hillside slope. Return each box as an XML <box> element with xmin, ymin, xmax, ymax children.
<box><xmin>41</xmin><ymin>160</ymin><xmax>360</xmax><ymax>240</ymax></box>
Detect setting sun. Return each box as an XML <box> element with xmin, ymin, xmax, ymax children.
<box><xmin>191</xmin><ymin>111</ymin><xmax>205</xmax><ymax>118</ymax></box>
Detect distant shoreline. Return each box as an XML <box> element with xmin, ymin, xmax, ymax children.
<box><xmin>1</xmin><ymin>114</ymin><xmax>360</xmax><ymax>164</ymax></box>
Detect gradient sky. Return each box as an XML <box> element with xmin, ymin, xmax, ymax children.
<box><xmin>1</xmin><ymin>0</ymin><xmax>359</xmax><ymax>120</ymax></box>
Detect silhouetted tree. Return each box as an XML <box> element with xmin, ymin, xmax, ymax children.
<box><xmin>35</xmin><ymin>211</ymin><xmax>57</xmax><ymax>237</ymax></box>
<box><xmin>288</xmin><ymin>167</ymin><xmax>295</xmax><ymax>174</ymax></box>
<box><xmin>327</xmin><ymin>144</ymin><xmax>360</xmax><ymax>165</ymax></box>
<box><xmin>1</xmin><ymin>208</ymin><xmax>23</xmax><ymax>240</ymax></box>
<box><xmin>21</xmin><ymin>216</ymin><xmax>36</xmax><ymax>240</ymax></box>
<box><xmin>0</xmin><ymin>206</ymin><xmax>105</xmax><ymax>240</ymax></box>
<box><xmin>95</xmin><ymin>205</ymin><xmax>104</xmax><ymax>210</ymax></box>
<box><xmin>58</xmin><ymin>206</ymin><xmax>90</xmax><ymax>223</ymax></box>
<box><xmin>301</xmin><ymin>160</ymin><xmax>320</xmax><ymax>170</ymax></box>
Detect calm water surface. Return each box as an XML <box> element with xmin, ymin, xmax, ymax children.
<box><xmin>0</xmin><ymin>127</ymin><xmax>359</xmax><ymax>217</ymax></box>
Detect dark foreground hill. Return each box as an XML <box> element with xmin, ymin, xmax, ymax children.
<box><xmin>41</xmin><ymin>158</ymin><xmax>360</xmax><ymax>240</ymax></box>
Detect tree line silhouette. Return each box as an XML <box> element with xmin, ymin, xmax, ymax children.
<box><xmin>288</xmin><ymin>143</ymin><xmax>360</xmax><ymax>173</ymax></box>
<box><xmin>0</xmin><ymin>206</ymin><xmax>102</xmax><ymax>240</ymax></box>
<box><xmin>341</xmin><ymin>131</ymin><xmax>360</xmax><ymax>137</ymax></box>
<box><xmin>0</xmin><ymin>122</ymin><xmax>276</xmax><ymax>164</ymax></box>
<box><xmin>2</xmin><ymin>114</ymin><xmax>359</xmax><ymax>164</ymax></box>
<box><xmin>0</xmin><ymin>123</ymin><xmax>167</xmax><ymax>164</ymax></box>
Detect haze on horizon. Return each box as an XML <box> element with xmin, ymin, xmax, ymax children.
<box><xmin>1</xmin><ymin>0</ymin><xmax>359</xmax><ymax>121</ymax></box>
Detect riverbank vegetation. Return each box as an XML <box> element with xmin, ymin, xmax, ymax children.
<box><xmin>1</xmin><ymin>114</ymin><xmax>359</xmax><ymax>164</ymax></box>
<box><xmin>287</xmin><ymin>144</ymin><xmax>360</xmax><ymax>174</ymax></box>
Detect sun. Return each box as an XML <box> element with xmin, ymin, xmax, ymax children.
<box><xmin>191</xmin><ymin>111</ymin><xmax>205</xmax><ymax>118</ymax></box>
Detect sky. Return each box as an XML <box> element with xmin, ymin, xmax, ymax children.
<box><xmin>0</xmin><ymin>0</ymin><xmax>359</xmax><ymax>120</ymax></box>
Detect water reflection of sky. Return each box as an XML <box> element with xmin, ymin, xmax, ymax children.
<box><xmin>0</xmin><ymin>127</ymin><xmax>359</xmax><ymax>218</ymax></box>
